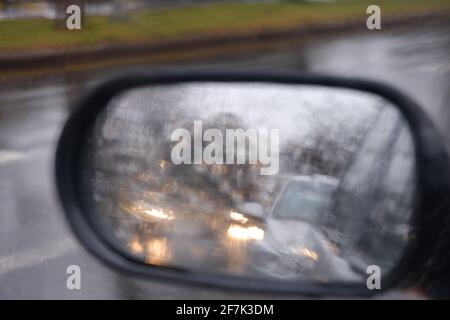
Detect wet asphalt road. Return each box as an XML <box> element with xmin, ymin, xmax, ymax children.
<box><xmin>0</xmin><ymin>21</ymin><xmax>449</xmax><ymax>299</ymax></box>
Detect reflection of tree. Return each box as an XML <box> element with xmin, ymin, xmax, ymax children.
<box><xmin>282</xmin><ymin>111</ymin><xmax>362</xmax><ymax>177</ymax></box>
<box><xmin>329</xmin><ymin>109</ymin><xmax>416</xmax><ymax>268</ymax></box>
<box><xmin>83</xmin><ymin>90</ymin><xmax>274</xmax><ymax>225</ymax></box>
<box><xmin>167</xmin><ymin>112</ymin><xmax>263</xmax><ymax>207</ymax></box>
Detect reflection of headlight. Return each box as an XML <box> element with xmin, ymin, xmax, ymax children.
<box><xmin>290</xmin><ymin>246</ymin><xmax>319</xmax><ymax>261</ymax></box>
<box><xmin>145</xmin><ymin>238</ymin><xmax>171</xmax><ymax>266</ymax></box>
<box><xmin>128</xmin><ymin>237</ymin><xmax>172</xmax><ymax>265</ymax></box>
<box><xmin>143</xmin><ymin>208</ymin><xmax>173</xmax><ymax>220</ymax></box>
<box><xmin>227</xmin><ymin>224</ymin><xmax>264</xmax><ymax>241</ymax></box>
<box><xmin>229</xmin><ymin>211</ymin><xmax>248</xmax><ymax>223</ymax></box>
<box><xmin>302</xmin><ymin>248</ymin><xmax>319</xmax><ymax>261</ymax></box>
<box><xmin>121</xmin><ymin>201</ymin><xmax>174</xmax><ymax>221</ymax></box>
<box><xmin>129</xmin><ymin>239</ymin><xmax>144</xmax><ymax>254</ymax></box>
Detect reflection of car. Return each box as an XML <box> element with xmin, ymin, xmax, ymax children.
<box><xmin>244</xmin><ymin>175</ymin><xmax>361</xmax><ymax>281</ymax></box>
<box><xmin>228</xmin><ymin>175</ymin><xmax>340</xmax><ymax>241</ymax></box>
<box><xmin>270</xmin><ymin>175</ymin><xmax>339</xmax><ymax>223</ymax></box>
<box><xmin>232</xmin><ymin>175</ymin><xmax>340</xmax><ymax>225</ymax></box>
<box><xmin>269</xmin><ymin>174</ymin><xmax>345</xmax><ymax>248</ymax></box>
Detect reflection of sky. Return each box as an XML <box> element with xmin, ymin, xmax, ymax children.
<box><xmin>113</xmin><ymin>83</ymin><xmax>387</xmax><ymax>152</ymax></box>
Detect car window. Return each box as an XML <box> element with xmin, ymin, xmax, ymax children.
<box><xmin>271</xmin><ymin>181</ymin><xmax>333</xmax><ymax>222</ymax></box>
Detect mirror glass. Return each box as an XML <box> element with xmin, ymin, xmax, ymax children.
<box><xmin>78</xmin><ymin>82</ymin><xmax>417</xmax><ymax>284</ymax></box>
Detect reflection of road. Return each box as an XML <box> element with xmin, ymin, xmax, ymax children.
<box><xmin>334</xmin><ymin>107</ymin><xmax>416</xmax><ymax>270</ymax></box>
<box><xmin>339</xmin><ymin>106</ymin><xmax>414</xmax><ymax>204</ymax></box>
<box><xmin>0</xmin><ymin>22</ymin><xmax>449</xmax><ymax>298</ymax></box>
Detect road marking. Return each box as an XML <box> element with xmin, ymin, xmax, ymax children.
<box><xmin>0</xmin><ymin>237</ymin><xmax>77</xmax><ymax>275</ymax></box>
<box><xmin>0</xmin><ymin>150</ymin><xmax>27</xmax><ymax>165</ymax></box>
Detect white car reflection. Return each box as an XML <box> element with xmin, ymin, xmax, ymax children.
<box><xmin>245</xmin><ymin>175</ymin><xmax>363</xmax><ymax>281</ymax></box>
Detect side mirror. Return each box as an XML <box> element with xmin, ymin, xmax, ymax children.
<box><xmin>55</xmin><ymin>71</ymin><xmax>450</xmax><ymax>297</ymax></box>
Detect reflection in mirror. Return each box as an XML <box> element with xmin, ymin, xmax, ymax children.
<box><xmin>79</xmin><ymin>83</ymin><xmax>417</xmax><ymax>284</ymax></box>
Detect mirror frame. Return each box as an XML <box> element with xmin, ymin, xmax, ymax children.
<box><xmin>55</xmin><ymin>71</ymin><xmax>450</xmax><ymax>297</ymax></box>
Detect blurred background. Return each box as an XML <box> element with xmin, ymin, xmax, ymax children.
<box><xmin>0</xmin><ymin>0</ymin><xmax>449</xmax><ymax>298</ymax></box>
